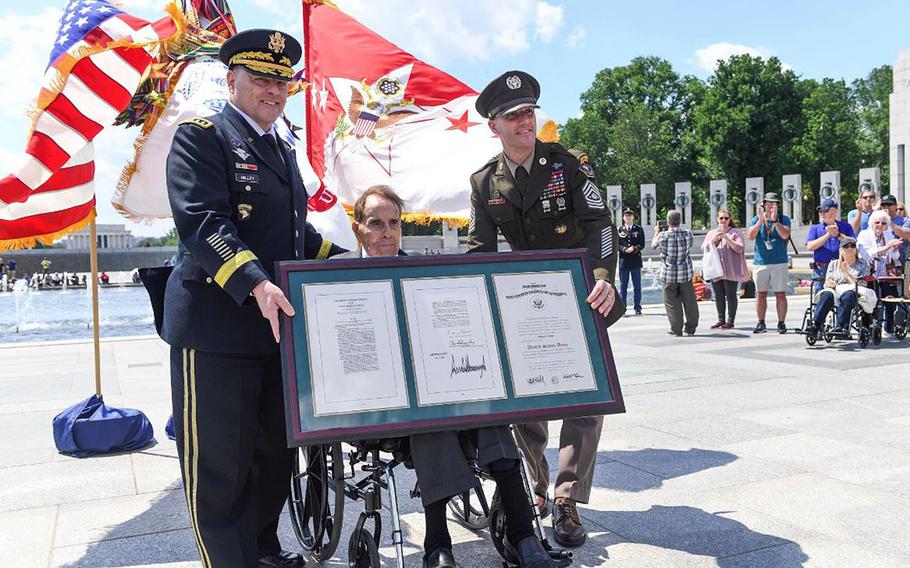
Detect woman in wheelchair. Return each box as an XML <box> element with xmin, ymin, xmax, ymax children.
<box><xmin>809</xmin><ymin>237</ymin><xmax>872</xmax><ymax>338</ymax></box>
<box><xmin>857</xmin><ymin>210</ymin><xmax>904</xmax><ymax>334</ymax></box>
<box><xmin>342</xmin><ymin>186</ymin><xmax>556</xmax><ymax>568</ymax></box>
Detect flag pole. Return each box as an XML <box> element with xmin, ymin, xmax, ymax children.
<box><xmin>89</xmin><ymin>217</ymin><xmax>102</xmax><ymax>396</ymax></box>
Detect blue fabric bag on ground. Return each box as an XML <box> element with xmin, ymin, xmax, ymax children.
<box><xmin>165</xmin><ymin>414</ymin><xmax>176</xmax><ymax>440</ymax></box>
<box><xmin>53</xmin><ymin>394</ymin><xmax>154</xmax><ymax>457</ymax></box>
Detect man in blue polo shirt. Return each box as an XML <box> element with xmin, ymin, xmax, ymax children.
<box><xmin>747</xmin><ymin>193</ymin><xmax>792</xmax><ymax>333</ymax></box>
<box><xmin>806</xmin><ymin>199</ymin><xmax>856</xmax><ymax>296</ymax></box>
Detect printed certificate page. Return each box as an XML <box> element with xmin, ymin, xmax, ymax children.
<box><xmin>401</xmin><ymin>276</ymin><xmax>507</xmax><ymax>406</ymax></box>
<box><xmin>493</xmin><ymin>271</ymin><xmax>597</xmax><ymax>397</ymax></box>
<box><xmin>303</xmin><ymin>281</ymin><xmax>409</xmax><ymax>416</ymax></box>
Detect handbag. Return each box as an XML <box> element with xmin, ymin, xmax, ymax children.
<box><xmin>701</xmin><ymin>239</ymin><xmax>724</xmax><ymax>281</ymax></box>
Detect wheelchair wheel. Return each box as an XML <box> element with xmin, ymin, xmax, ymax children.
<box><xmin>347</xmin><ymin>528</ymin><xmax>381</xmax><ymax>568</ymax></box>
<box><xmin>448</xmin><ymin>484</ymin><xmax>491</xmax><ymax>530</ymax></box>
<box><xmin>873</xmin><ymin>325</ymin><xmax>883</xmax><ymax>345</ymax></box>
<box><xmin>804</xmin><ymin>326</ymin><xmax>817</xmax><ymax>346</ymax></box>
<box><xmin>858</xmin><ymin>328</ymin><xmax>869</xmax><ymax>348</ymax></box>
<box><xmin>823</xmin><ymin>332</ymin><xmax>833</xmax><ymax>343</ymax></box>
<box><xmin>289</xmin><ymin>443</ymin><xmax>345</xmax><ymax>561</ymax></box>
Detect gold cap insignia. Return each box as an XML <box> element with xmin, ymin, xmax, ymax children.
<box><xmin>268</xmin><ymin>31</ymin><xmax>286</xmax><ymax>54</ymax></box>
<box><xmin>555</xmin><ymin>224</ymin><xmax>568</xmax><ymax>234</ymax></box>
<box><xmin>238</xmin><ymin>203</ymin><xmax>253</xmax><ymax>220</ymax></box>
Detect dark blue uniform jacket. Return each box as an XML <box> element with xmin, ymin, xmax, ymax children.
<box><xmin>161</xmin><ymin>105</ymin><xmax>343</xmax><ymax>354</ymax></box>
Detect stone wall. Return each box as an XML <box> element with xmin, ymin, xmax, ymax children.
<box><xmin>1</xmin><ymin>247</ymin><xmax>177</xmax><ymax>275</ymax></box>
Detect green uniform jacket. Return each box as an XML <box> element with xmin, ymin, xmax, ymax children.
<box><xmin>468</xmin><ymin>140</ymin><xmax>624</xmax><ymax>325</ymax></box>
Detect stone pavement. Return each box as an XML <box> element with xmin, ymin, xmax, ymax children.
<box><xmin>1</xmin><ymin>294</ymin><xmax>909</xmax><ymax>567</ymax></box>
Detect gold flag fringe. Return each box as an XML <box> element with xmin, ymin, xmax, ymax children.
<box><xmin>340</xmin><ymin>203</ymin><xmax>468</xmax><ymax>229</ymax></box>
<box><xmin>0</xmin><ymin>209</ymin><xmax>96</xmax><ymax>251</ymax></box>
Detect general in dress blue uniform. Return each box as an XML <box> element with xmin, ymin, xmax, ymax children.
<box><xmin>162</xmin><ymin>29</ymin><xmax>343</xmax><ymax>568</ymax></box>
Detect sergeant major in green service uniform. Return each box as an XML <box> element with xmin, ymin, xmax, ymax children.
<box><xmin>162</xmin><ymin>29</ymin><xmax>344</xmax><ymax>568</ymax></box>
<box><xmin>468</xmin><ymin>70</ymin><xmax>624</xmax><ymax>549</ymax></box>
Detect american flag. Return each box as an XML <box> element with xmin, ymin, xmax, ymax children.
<box><xmin>0</xmin><ymin>0</ymin><xmax>178</xmax><ymax>250</ymax></box>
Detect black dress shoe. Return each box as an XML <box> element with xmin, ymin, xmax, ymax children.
<box><xmin>552</xmin><ymin>498</ymin><xmax>586</xmax><ymax>547</ymax></box>
<box><xmin>512</xmin><ymin>536</ymin><xmax>555</xmax><ymax>568</ymax></box>
<box><xmin>424</xmin><ymin>547</ymin><xmax>458</xmax><ymax>568</ymax></box>
<box><xmin>259</xmin><ymin>551</ymin><xmax>305</xmax><ymax>568</ymax></box>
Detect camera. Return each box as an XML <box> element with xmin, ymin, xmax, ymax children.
<box><xmin>658</xmin><ymin>220</ymin><xmax>668</xmax><ymax>230</ymax></box>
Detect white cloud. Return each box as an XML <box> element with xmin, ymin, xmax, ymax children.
<box><xmin>534</xmin><ymin>2</ymin><xmax>565</xmax><ymax>43</ymax></box>
<box><xmin>567</xmin><ymin>26</ymin><xmax>586</xmax><ymax>48</ymax></box>
<box><xmin>328</xmin><ymin>0</ymin><xmax>564</xmax><ymax>63</ymax></box>
<box><xmin>692</xmin><ymin>42</ymin><xmax>793</xmax><ymax>73</ymax></box>
<box><xmin>0</xmin><ymin>8</ymin><xmax>62</xmax><ymax>124</ymax></box>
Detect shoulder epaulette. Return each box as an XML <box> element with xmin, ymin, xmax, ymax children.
<box><xmin>180</xmin><ymin>117</ymin><xmax>214</xmax><ymax>129</ymax></box>
<box><xmin>472</xmin><ymin>154</ymin><xmax>501</xmax><ymax>175</ymax></box>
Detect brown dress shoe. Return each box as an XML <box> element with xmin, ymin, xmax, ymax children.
<box><xmin>552</xmin><ymin>498</ymin><xmax>586</xmax><ymax>547</ymax></box>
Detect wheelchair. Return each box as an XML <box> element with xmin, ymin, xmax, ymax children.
<box><xmin>797</xmin><ymin>276</ymin><xmax>882</xmax><ymax>348</ymax></box>
<box><xmin>288</xmin><ymin>436</ymin><xmax>574</xmax><ymax>567</ymax></box>
<box><xmin>873</xmin><ymin>273</ymin><xmax>908</xmax><ymax>341</ymax></box>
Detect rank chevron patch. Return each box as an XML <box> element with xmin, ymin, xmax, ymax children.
<box><xmin>583</xmin><ymin>180</ymin><xmax>605</xmax><ymax>210</ymax></box>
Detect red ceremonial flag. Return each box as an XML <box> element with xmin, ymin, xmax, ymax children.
<box><xmin>0</xmin><ymin>0</ymin><xmax>180</xmax><ymax>250</ymax></box>
<box><xmin>302</xmin><ymin>0</ymin><xmax>558</xmax><ymax>226</ymax></box>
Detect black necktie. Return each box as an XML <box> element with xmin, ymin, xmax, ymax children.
<box><xmin>263</xmin><ymin>133</ymin><xmax>285</xmax><ymax>169</ymax></box>
<box><xmin>515</xmin><ymin>165</ymin><xmax>528</xmax><ymax>187</ymax></box>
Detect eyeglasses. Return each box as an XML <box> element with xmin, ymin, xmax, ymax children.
<box><xmin>872</xmin><ymin>221</ymin><xmax>888</xmax><ymax>225</ymax></box>
<box><xmin>717</xmin><ymin>216</ymin><xmax>729</xmax><ymax>220</ymax></box>
<box><xmin>898</xmin><ymin>208</ymin><xmax>906</xmax><ymax>212</ymax></box>
<box><xmin>842</xmin><ymin>243</ymin><xmax>856</xmax><ymax>249</ymax></box>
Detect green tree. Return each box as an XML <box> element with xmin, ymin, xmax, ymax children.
<box><xmin>792</xmin><ymin>78</ymin><xmax>861</xmax><ymax>220</ymax></box>
<box><xmin>852</xmin><ymin>65</ymin><xmax>891</xmax><ymax>192</ymax></box>
<box><xmin>691</xmin><ymin>55</ymin><xmax>803</xmax><ymax>224</ymax></box>
<box><xmin>561</xmin><ymin>56</ymin><xmax>704</xmax><ymax>214</ymax></box>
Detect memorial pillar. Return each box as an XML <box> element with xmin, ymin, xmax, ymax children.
<box><xmin>605</xmin><ymin>185</ymin><xmax>622</xmax><ymax>226</ymax></box>
<box><xmin>709</xmin><ymin>180</ymin><xmax>727</xmax><ymax>228</ymax></box>
<box><xmin>745</xmin><ymin>177</ymin><xmax>764</xmax><ymax>224</ymax></box>
<box><xmin>782</xmin><ymin>174</ymin><xmax>802</xmax><ymax>228</ymax></box>
<box><xmin>674</xmin><ymin>182</ymin><xmax>692</xmax><ymax>228</ymax></box>
<box><xmin>639</xmin><ymin>183</ymin><xmax>657</xmax><ymax>228</ymax></box>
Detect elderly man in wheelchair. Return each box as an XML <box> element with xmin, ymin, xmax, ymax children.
<box><xmin>291</xmin><ymin>185</ymin><xmax>563</xmax><ymax>568</ymax></box>
<box><xmin>803</xmin><ymin>237</ymin><xmax>877</xmax><ymax>346</ymax></box>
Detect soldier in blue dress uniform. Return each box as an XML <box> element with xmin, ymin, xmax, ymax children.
<box><xmin>162</xmin><ymin>29</ymin><xmax>344</xmax><ymax>568</ymax></box>
<box><xmin>617</xmin><ymin>208</ymin><xmax>645</xmax><ymax>314</ymax></box>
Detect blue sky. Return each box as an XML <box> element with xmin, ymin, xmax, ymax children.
<box><xmin>0</xmin><ymin>0</ymin><xmax>906</xmax><ymax>236</ymax></box>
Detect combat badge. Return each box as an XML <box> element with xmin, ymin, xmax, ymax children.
<box><xmin>237</xmin><ymin>203</ymin><xmax>253</xmax><ymax>220</ymax></box>
<box><xmin>231</xmin><ymin>139</ymin><xmax>250</xmax><ymax>161</ymax></box>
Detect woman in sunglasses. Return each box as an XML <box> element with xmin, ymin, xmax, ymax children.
<box><xmin>810</xmin><ymin>237</ymin><xmax>873</xmax><ymax>337</ymax></box>
<box><xmin>857</xmin><ymin>210</ymin><xmax>903</xmax><ymax>334</ymax></box>
<box><xmin>703</xmin><ymin>209</ymin><xmax>748</xmax><ymax>329</ymax></box>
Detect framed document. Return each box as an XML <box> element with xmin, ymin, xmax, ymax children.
<box><xmin>400</xmin><ymin>276</ymin><xmax>507</xmax><ymax>406</ymax></box>
<box><xmin>278</xmin><ymin>250</ymin><xmax>624</xmax><ymax>446</ymax></box>
<box><xmin>302</xmin><ymin>280</ymin><xmax>409</xmax><ymax>416</ymax></box>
